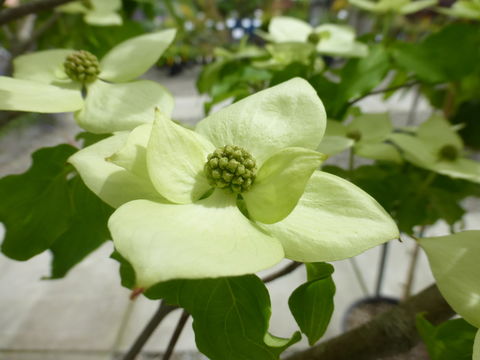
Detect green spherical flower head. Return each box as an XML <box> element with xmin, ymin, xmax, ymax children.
<box><xmin>81</xmin><ymin>0</ymin><xmax>93</xmax><ymax>9</ymax></box>
<box><xmin>346</xmin><ymin>130</ymin><xmax>362</xmax><ymax>142</ymax></box>
<box><xmin>204</xmin><ymin>145</ymin><xmax>257</xmax><ymax>194</ymax></box>
<box><xmin>438</xmin><ymin>144</ymin><xmax>459</xmax><ymax>161</ymax></box>
<box><xmin>307</xmin><ymin>32</ymin><xmax>321</xmax><ymax>45</ymax></box>
<box><xmin>64</xmin><ymin>50</ymin><xmax>100</xmax><ymax>84</ymax></box>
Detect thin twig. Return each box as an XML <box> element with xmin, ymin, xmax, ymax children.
<box><xmin>403</xmin><ymin>243</ymin><xmax>421</xmax><ymax>300</ymax></box>
<box><xmin>348</xmin><ymin>81</ymin><xmax>420</xmax><ymax>106</ymax></box>
<box><xmin>161</xmin><ymin>263</ymin><xmax>304</xmax><ymax>360</ymax></box>
<box><xmin>162</xmin><ymin>310</ymin><xmax>190</xmax><ymax>360</ymax></box>
<box><xmin>122</xmin><ymin>301</ymin><xmax>179</xmax><ymax>360</ymax></box>
<box><xmin>0</xmin><ymin>0</ymin><xmax>75</xmax><ymax>26</ymax></box>
<box><xmin>123</xmin><ymin>263</ymin><xmax>302</xmax><ymax>359</ymax></box>
<box><xmin>349</xmin><ymin>257</ymin><xmax>369</xmax><ymax>297</ymax></box>
<box><xmin>12</xmin><ymin>12</ymin><xmax>61</xmax><ymax>56</ymax></box>
<box><xmin>374</xmin><ymin>242</ymin><xmax>390</xmax><ymax>297</ymax></box>
<box><xmin>262</xmin><ymin>261</ymin><xmax>302</xmax><ymax>283</ymax></box>
<box><xmin>403</xmin><ymin>226</ymin><xmax>427</xmax><ymax>300</ymax></box>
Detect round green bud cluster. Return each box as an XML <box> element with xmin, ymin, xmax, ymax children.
<box><xmin>438</xmin><ymin>144</ymin><xmax>459</xmax><ymax>161</ymax></box>
<box><xmin>64</xmin><ymin>50</ymin><xmax>100</xmax><ymax>84</ymax></box>
<box><xmin>204</xmin><ymin>145</ymin><xmax>257</xmax><ymax>193</ymax></box>
<box><xmin>346</xmin><ymin>130</ymin><xmax>362</xmax><ymax>142</ymax></box>
<box><xmin>81</xmin><ymin>0</ymin><xmax>93</xmax><ymax>9</ymax></box>
<box><xmin>307</xmin><ymin>32</ymin><xmax>321</xmax><ymax>45</ymax></box>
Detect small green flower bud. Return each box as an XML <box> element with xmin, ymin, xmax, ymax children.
<box><xmin>307</xmin><ymin>32</ymin><xmax>321</xmax><ymax>45</ymax></box>
<box><xmin>346</xmin><ymin>130</ymin><xmax>362</xmax><ymax>142</ymax></box>
<box><xmin>204</xmin><ymin>145</ymin><xmax>257</xmax><ymax>193</ymax></box>
<box><xmin>64</xmin><ymin>50</ymin><xmax>100</xmax><ymax>84</ymax></box>
<box><xmin>438</xmin><ymin>144</ymin><xmax>459</xmax><ymax>161</ymax></box>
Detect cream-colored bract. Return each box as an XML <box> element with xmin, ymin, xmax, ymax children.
<box><xmin>268</xmin><ymin>16</ymin><xmax>368</xmax><ymax>58</ymax></box>
<box><xmin>420</xmin><ymin>231</ymin><xmax>480</xmax><ymax>328</ymax></box>
<box><xmin>318</xmin><ymin>114</ymin><xmax>402</xmax><ymax>162</ymax></box>
<box><xmin>57</xmin><ymin>0</ymin><xmax>122</xmax><ymax>26</ymax></box>
<box><xmin>389</xmin><ymin>116</ymin><xmax>480</xmax><ymax>183</ymax></box>
<box><xmin>436</xmin><ymin>0</ymin><xmax>480</xmax><ymax>20</ymax></box>
<box><xmin>420</xmin><ymin>231</ymin><xmax>480</xmax><ymax>357</ymax></box>
<box><xmin>71</xmin><ymin>78</ymin><xmax>399</xmax><ymax>288</ymax></box>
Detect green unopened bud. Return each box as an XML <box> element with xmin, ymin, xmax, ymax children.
<box><xmin>438</xmin><ymin>144</ymin><xmax>459</xmax><ymax>161</ymax></box>
<box><xmin>64</xmin><ymin>50</ymin><xmax>100</xmax><ymax>84</ymax></box>
<box><xmin>307</xmin><ymin>32</ymin><xmax>321</xmax><ymax>45</ymax></box>
<box><xmin>346</xmin><ymin>130</ymin><xmax>362</xmax><ymax>142</ymax></box>
<box><xmin>81</xmin><ymin>0</ymin><xmax>93</xmax><ymax>9</ymax></box>
<box><xmin>204</xmin><ymin>145</ymin><xmax>257</xmax><ymax>194</ymax></box>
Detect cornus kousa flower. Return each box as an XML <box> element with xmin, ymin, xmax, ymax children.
<box><xmin>318</xmin><ymin>113</ymin><xmax>402</xmax><ymax>162</ymax></box>
<box><xmin>70</xmin><ymin>78</ymin><xmax>399</xmax><ymax>289</ymax></box>
<box><xmin>58</xmin><ymin>0</ymin><xmax>122</xmax><ymax>26</ymax></box>
<box><xmin>389</xmin><ymin>115</ymin><xmax>480</xmax><ymax>183</ymax></box>
<box><xmin>0</xmin><ymin>29</ymin><xmax>176</xmax><ymax>133</ymax></box>
<box><xmin>267</xmin><ymin>16</ymin><xmax>368</xmax><ymax>58</ymax></box>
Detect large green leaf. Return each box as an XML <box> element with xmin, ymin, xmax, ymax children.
<box><xmin>416</xmin><ymin>315</ymin><xmax>477</xmax><ymax>360</ymax></box>
<box><xmin>288</xmin><ymin>263</ymin><xmax>335</xmax><ymax>345</ymax></box>
<box><xmin>0</xmin><ymin>145</ymin><xmax>76</xmax><ymax>260</ymax></box>
<box><xmin>319</xmin><ymin>45</ymin><xmax>389</xmax><ymax>118</ymax></box>
<box><xmin>145</xmin><ymin>275</ymin><xmax>301</xmax><ymax>360</ymax></box>
<box><xmin>49</xmin><ymin>176</ymin><xmax>113</xmax><ymax>278</ymax></box>
<box><xmin>392</xmin><ymin>23</ymin><xmax>480</xmax><ymax>83</ymax></box>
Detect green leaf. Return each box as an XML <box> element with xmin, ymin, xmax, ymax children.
<box><xmin>324</xmin><ymin>45</ymin><xmax>389</xmax><ymax>118</ymax></box>
<box><xmin>110</xmin><ymin>250</ymin><xmax>136</xmax><ymax>289</ymax></box>
<box><xmin>145</xmin><ymin>275</ymin><xmax>301</xmax><ymax>360</ymax></box>
<box><xmin>288</xmin><ymin>263</ymin><xmax>335</xmax><ymax>345</ymax></box>
<box><xmin>392</xmin><ymin>23</ymin><xmax>480</xmax><ymax>83</ymax></box>
<box><xmin>416</xmin><ymin>315</ymin><xmax>477</xmax><ymax>360</ymax></box>
<box><xmin>100</xmin><ymin>29</ymin><xmax>176</xmax><ymax>82</ymax></box>
<box><xmin>475</xmin><ymin>330</ymin><xmax>480</xmax><ymax>360</ymax></box>
<box><xmin>428</xmin><ymin>188</ymin><xmax>465</xmax><ymax>225</ymax></box>
<box><xmin>0</xmin><ymin>76</ymin><xmax>83</xmax><ymax>113</ymax></box>
<box><xmin>49</xmin><ymin>176</ymin><xmax>113</xmax><ymax>278</ymax></box>
<box><xmin>0</xmin><ymin>145</ymin><xmax>76</xmax><ymax>260</ymax></box>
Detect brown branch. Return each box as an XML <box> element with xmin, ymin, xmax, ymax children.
<box><xmin>0</xmin><ymin>0</ymin><xmax>75</xmax><ymax>26</ymax></box>
<box><xmin>162</xmin><ymin>310</ymin><xmax>190</xmax><ymax>360</ymax></box>
<box><xmin>122</xmin><ymin>301</ymin><xmax>179</xmax><ymax>360</ymax></box>
<box><xmin>262</xmin><ymin>261</ymin><xmax>302</xmax><ymax>283</ymax></box>
<box><xmin>284</xmin><ymin>284</ymin><xmax>453</xmax><ymax>360</ymax></box>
